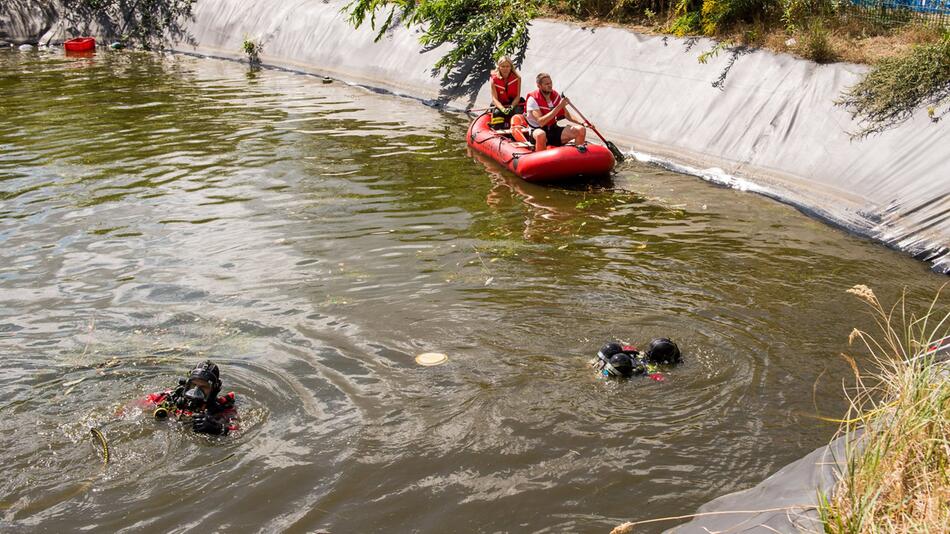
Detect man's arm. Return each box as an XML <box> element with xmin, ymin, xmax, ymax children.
<box><xmin>531</xmin><ymin>97</ymin><xmax>570</xmax><ymax>127</ymax></box>
<box><xmin>525</xmin><ymin>96</ymin><xmax>541</xmax><ymax>126</ymax></box>
<box><xmin>528</xmin><ymin>108</ymin><xmax>546</xmax><ymax>126</ymax></box>
<box><xmin>564</xmin><ymin>107</ymin><xmax>584</xmax><ymax>125</ymax></box>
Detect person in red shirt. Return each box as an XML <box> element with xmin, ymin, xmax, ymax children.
<box><xmin>524</xmin><ymin>72</ymin><xmax>587</xmax><ymax>151</ymax></box>
<box><xmin>488</xmin><ymin>55</ymin><xmax>523</xmax><ymax>129</ymax></box>
<box><xmin>144</xmin><ymin>360</ymin><xmax>239</xmax><ymax>435</ymax></box>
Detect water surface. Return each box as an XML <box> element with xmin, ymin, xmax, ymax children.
<box><xmin>0</xmin><ymin>48</ymin><xmax>944</xmax><ymax>533</ymax></box>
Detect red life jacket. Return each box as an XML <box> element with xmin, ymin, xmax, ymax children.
<box><xmin>526</xmin><ymin>89</ymin><xmax>566</xmax><ymax>126</ymax></box>
<box><xmin>491</xmin><ymin>73</ymin><xmax>520</xmax><ymax>106</ymax></box>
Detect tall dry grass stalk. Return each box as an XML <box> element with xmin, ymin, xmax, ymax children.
<box><xmin>819</xmin><ymin>284</ymin><xmax>950</xmax><ymax>533</ymax></box>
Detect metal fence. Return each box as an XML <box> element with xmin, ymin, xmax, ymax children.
<box><xmin>844</xmin><ymin>0</ymin><xmax>950</xmax><ymax>27</ymax></box>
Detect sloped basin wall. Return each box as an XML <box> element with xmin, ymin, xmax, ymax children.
<box><xmin>0</xmin><ymin>0</ymin><xmax>60</xmax><ymax>44</ymax></box>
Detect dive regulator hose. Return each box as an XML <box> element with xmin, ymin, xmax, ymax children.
<box><xmin>90</xmin><ymin>427</ymin><xmax>110</xmax><ymax>465</ymax></box>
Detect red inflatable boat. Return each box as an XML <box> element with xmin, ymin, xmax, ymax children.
<box><xmin>64</xmin><ymin>37</ymin><xmax>96</xmax><ymax>52</ymax></box>
<box><xmin>466</xmin><ymin>113</ymin><xmax>615</xmax><ymax>182</ymax></box>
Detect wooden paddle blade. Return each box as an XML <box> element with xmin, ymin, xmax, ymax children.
<box><xmin>606</xmin><ymin>141</ymin><xmax>625</xmax><ymax>163</ymax></box>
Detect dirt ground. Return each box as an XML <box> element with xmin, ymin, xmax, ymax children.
<box><xmin>542</xmin><ymin>11</ymin><xmax>946</xmax><ymax>65</ymax></box>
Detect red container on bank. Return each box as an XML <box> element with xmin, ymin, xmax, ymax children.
<box><xmin>64</xmin><ymin>37</ymin><xmax>96</xmax><ymax>52</ymax></box>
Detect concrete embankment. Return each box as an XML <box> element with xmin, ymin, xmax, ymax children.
<box><xmin>4</xmin><ymin>0</ymin><xmax>948</xmax><ymax>272</ymax></box>
<box><xmin>0</xmin><ymin>0</ymin><xmax>58</xmax><ymax>44</ymax></box>
<box><xmin>661</xmin><ymin>435</ymin><xmax>851</xmax><ymax>532</ymax></box>
<box><xmin>172</xmin><ymin>0</ymin><xmax>950</xmax><ymax>273</ymax></box>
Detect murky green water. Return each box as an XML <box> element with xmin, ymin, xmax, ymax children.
<box><xmin>0</xmin><ymin>48</ymin><xmax>945</xmax><ymax>533</ymax></box>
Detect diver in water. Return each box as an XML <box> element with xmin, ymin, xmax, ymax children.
<box><xmin>144</xmin><ymin>360</ymin><xmax>238</xmax><ymax>435</ymax></box>
<box><xmin>593</xmin><ymin>338</ymin><xmax>682</xmax><ymax>380</ymax></box>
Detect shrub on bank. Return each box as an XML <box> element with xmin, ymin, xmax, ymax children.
<box><xmin>345</xmin><ymin>0</ymin><xmax>948</xmax><ymax>130</ymax></box>
<box><xmin>819</xmin><ymin>285</ymin><xmax>950</xmax><ymax>532</ymax></box>
<box><xmin>347</xmin><ymin>0</ymin><xmax>538</xmax><ymax>97</ymax></box>
<box><xmin>837</xmin><ymin>32</ymin><xmax>950</xmax><ymax>137</ymax></box>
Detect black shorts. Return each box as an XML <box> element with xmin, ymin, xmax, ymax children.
<box><xmin>533</xmin><ymin>123</ymin><xmax>565</xmax><ymax>147</ymax></box>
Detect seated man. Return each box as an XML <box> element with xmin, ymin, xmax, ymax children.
<box><xmin>524</xmin><ymin>72</ymin><xmax>586</xmax><ymax>151</ymax></box>
<box><xmin>144</xmin><ymin>360</ymin><xmax>239</xmax><ymax>435</ymax></box>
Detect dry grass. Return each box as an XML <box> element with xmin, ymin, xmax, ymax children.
<box><xmin>719</xmin><ymin>21</ymin><xmax>945</xmax><ymax>64</ymax></box>
<box><xmin>542</xmin><ymin>5</ymin><xmax>946</xmax><ymax>66</ymax></box>
<box><xmin>819</xmin><ymin>284</ymin><xmax>950</xmax><ymax>533</ymax></box>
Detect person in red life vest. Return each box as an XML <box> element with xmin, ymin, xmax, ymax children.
<box><xmin>524</xmin><ymin>72</ymin><xmax>587</xmax><ymax>151</ymax></box>
<box><xmin>144</xmin><ymin>360</ymin><xmax>239</xmax><ymax>435</ymax></box>
<box><xmin>488</xmin><ymin>55</ymin><xmax>523</xmax><ymax>129</ymax></box>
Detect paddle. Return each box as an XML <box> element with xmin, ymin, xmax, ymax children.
<box><xmin>564</xmin><ymin>100</ymin><xmax>626</xmax><ymax>163</ymax></box>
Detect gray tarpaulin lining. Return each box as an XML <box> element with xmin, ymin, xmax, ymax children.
<box><xmin>664</xmin><ymin>357</ymin><xmax>948</xmax><ymax>533</ymax></box>
<box><xmin>3</xmin><ymin>0</ymin><xmax>948</xmax><ymax>273</ymax></box>
<box><xmin>663</xmin><ymin>434</ymin><xmax>853</xmax><ymax>533</ymax></box>
<box><xmin>0</xmin><ymin>1</ymin><xmax>57</xmax><ymax>43</ymax></box>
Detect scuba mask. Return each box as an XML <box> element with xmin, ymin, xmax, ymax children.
<box><xmin>597</xmin><ymin>343</ymin><xmax>624</xmax><ymax>364</ymax></box>
<box><xmin>182</xmin><ymin>382</ymin><xmax>209</xmax><ymax>411</ymax></box>
<box><xmin>598</xmin><ymin>352</ymin><xmax>635</xmax><ymax>378</ymax></box>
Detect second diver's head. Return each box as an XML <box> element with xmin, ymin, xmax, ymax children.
<box><xmin>645</xmin><ymin>338</ymin><xmax>682</xmax><ymax>365</ymax></box>
<box><xmin>181</xmin><ymin>360</ymin><xmax>221</xmax><ymax>411</ymax></box>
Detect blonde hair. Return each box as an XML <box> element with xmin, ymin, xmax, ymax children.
<box><xmin>492</xmin><ymin>55</ymin><xmax>520</xmax><ymax>79</ymax></box>
<box><xmin>535</xmin><ymin>72</ymin><xmax>551</xmax><ymax>85</ymax></box>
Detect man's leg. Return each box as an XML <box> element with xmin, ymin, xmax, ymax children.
<box><xmin>532</xmin><ymin>128</ymin><xmax>547</xmax><ymax>151</ymax></box>
<box><xmin>562</xmin><ymin>125</ymin><xmax>586</xmax><ymax>145</ymax></box>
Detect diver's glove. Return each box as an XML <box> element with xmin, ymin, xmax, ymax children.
<box><xmin>192</xmin><ymin>413</ymin><xmax>228</xmax><ymax>435</ymax></box>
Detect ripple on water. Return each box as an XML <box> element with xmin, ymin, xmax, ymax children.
<box><xmin>0</xmin><ymin>48</ymin><xmax>945</xmax><ymax>533</ymax></box>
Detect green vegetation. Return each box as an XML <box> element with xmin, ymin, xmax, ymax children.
<box><xmin>819</xmin><ymin>285</ymin><xmax>950</xmax><ymax>532</ymax></box>
<box><xmin>345</xmin><ymin>1</ymin><xmax>948</xmax><ymax>129</ymax></box>
<box><xmin>61</xmin><ymin>0</ymin><xmax>196</xmax><ymax>49</ymax></box>
<box><xmin>242</xmin><ymin>36</ymin><xmax>263</xmax><ymax>66</ymax></box>
<box><xmin>838</xmin><ymin>32</ymin><xmax>950</xmax><ymax>138</ymax></box>
<box><xmin>346</xmin><ymin>0</ymin><xmax>539</xmax><ymax>98</ymax></box>
<box><xmin>803</xmin><ymin>18</ymin><xmax>835</xmax><ymax>63</ymax></box>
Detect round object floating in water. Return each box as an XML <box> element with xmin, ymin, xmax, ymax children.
<box><xmin>415</xmin><ymin>352</ymin><xmax>447</xmax><ymax>366</ymax></box>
